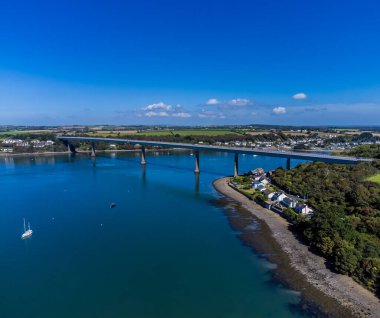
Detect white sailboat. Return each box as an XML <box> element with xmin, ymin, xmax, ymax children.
<box><xmin>21</xmin><ymin>218</ymin><xmax>33</xmax><ymax>239</ymax></box>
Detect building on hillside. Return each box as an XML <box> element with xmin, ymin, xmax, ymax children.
<box><xmin>1</xmin><ymin>147</ymin><xmax>13</xmax><ymax>152</ymax></box>
<box><xmin>252</xmin><ymin>181</ymin><xmax>266</xmax><ymax>189</ymax></box>
<box><xmin>263</xmin><ymin>189</ymin><xmax>275</xmax><ymax>199</ymax></box>
<box><xmin>271</xmin><ymin>192</ymin><xmax>286</xmax><ymax>202</ymax></box>
<box><xmin>17</xmin><ymin>141</ymin><xmax>30</xmax><ymax>147</ymax></box>
<box><xmin>249</xmin><ymin>168</ymin><xmax>265</xmax><ymax>176</ymax></box>
<box><xmin>258</xmin><ymin>176</ymin><xmax>269</xmax><ymax>185</ymax></box>
<box><xmin>257</xmin><ymin>184</ymin><xmax>267</xmax><ymax>192</ymax></box>
<box><xmin>281</xmin><ymin>197</ymin><xmax>298</xmax><ymax>208</ymax></box>
<box><xmin>295</xmin><ymin>204</ymin><xmax>314</xmax><ymax>216</ymax></box>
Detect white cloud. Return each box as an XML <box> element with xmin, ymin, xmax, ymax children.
<box><xmin>172</xmin><ymin>112</ymin><xmax>191</xmax><ymax>118</ymax></box>
<box><xmin>206</xmin><ymin>98</ymin><xmax>220</xmax><ymax>105</ymax></box>
<box><xmin>144</xmin><ymin>111</ymin><xmax>169</xmax><ymax>117</ymax></box>
<box><xmin>292</xmin><ymin>93</ymin><xmax>307</xmax><ymax>100</ymax></box>
<box><xmin>206</xmin><ymin>98</ymin><xmax>251</xmax><ymax>107</ymax></box>
<box><xmin>143</xmin><ymin>102</ymin><xmax>172</xmax><ymax>111</ymax></box>
<box><xmin>272</xmin><ymin>107</ymin><xmax>287</xmax><ymax>115</ymax></box>
<box><xmin>251</xmin><ymin>112</ymin><xmax>257</xmax><ymax>116</ymax></box>
<box><xmin>228</xmin><ymin>98</ymin><xmax>251</xmax><ymax>106</ymax></box>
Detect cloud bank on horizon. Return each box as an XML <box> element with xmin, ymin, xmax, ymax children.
<box><xmin>0</xmin><ymin>0</ymin><xmax>379</xmax><ymax>126</ymax></box>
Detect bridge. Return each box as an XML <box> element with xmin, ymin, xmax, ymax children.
<box><xmin>58</xmin><ymin>136</ymin><xmax>372</xmax><ymax>176</ymax></box>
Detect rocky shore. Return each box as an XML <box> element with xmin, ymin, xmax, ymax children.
<box><xmin>213</xmin><ymin>177</ymin><xmax>380</xmax><ymax>318</ymax></box>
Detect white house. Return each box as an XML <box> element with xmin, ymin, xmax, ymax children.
<box><xmin>1</xmin><ymin>147</ymin><xmax>13</xmax><ymax>152</ymax></box>
<box><xmin>17</xmin><ymin>141</ymin><xmax>30</xmax><ymax>147</ymax></box>
<box><xmin>281</xmin><ymin>197</ymin><xmax>297</xmax><ymax>208</ymax></box>
<box><xmin>272</xmin><ymin>192</ymin><xmax>286</xmax><ymax>202</ymax></box>
<box><xmin>263</xmin><ymin>190</ymin><xmax>275</xmax><ymax>199</ymax></box>
<box><xmin>259</xmin><ymin>177</ymin><xmax>269</xmax><ymax>185</ymax></box>
<box><xmin>295</xmin><ymin>204</ymin><xmax>314</xmax><ymax>216</ymax></box>
<box><xmin>252</xmin><ymin>181</ymin><xmax>266</xmax><ymax>189</ymax></box>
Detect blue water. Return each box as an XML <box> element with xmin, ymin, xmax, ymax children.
<box><xmin>0</xmin><ymin>151</ymin><xmax>311</xmax><ymax>318</ymax></box>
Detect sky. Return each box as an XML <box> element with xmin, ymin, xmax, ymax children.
<box><xmin>0</xmin><ymin>0</ymin><xmax>379</xmax><ymax>126</ymax></box>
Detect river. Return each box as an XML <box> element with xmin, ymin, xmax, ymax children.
<box><xmin>0</xmin><ymin>151</ymin><xmax>314</xmax><ymax>318</ymax></box>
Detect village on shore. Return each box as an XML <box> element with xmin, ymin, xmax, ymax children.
<box><xmin>0</xmin><ymin>138</ymin><xmax>55</xmax><ymax>153</ymax></box>
<box><xmin>229</xmin><ymin>167</ymin><xmax>314</xmax><ymax>218</ymax></box>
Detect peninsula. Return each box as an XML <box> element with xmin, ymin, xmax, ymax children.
<box><xmin>213</xmin><ymin>147</ymin><xmax>380</xmax><ymax>317</ymax></box>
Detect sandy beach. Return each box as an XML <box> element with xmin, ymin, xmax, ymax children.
<box><xmin>213</xmin><ymin>177</ymin><xmax>380</xmax><ymax>318</ymax></box>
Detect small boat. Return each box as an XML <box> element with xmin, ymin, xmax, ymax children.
<box><xmin>110</xmin><ymin>203</ymin><xmax>117</xmax><ymax>208</ymax></box>
<box><xmin>21</xmin><ymin>218</ymin><xmax>33</xmax><ymax>240</ymax></box>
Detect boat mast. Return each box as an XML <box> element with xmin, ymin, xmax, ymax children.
<box><xmin>23</xmin><ymin>218</ymin><xmax>26</xmax><ymax>232</ymax></box>
<box><xmin>28</xmin><ymin>222</ymin><xmax>31</xmax><ymax>231</ymax></box>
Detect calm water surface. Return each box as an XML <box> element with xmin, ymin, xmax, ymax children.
<box><xmin>0</xmin><ymin>151</ymin><xmax>311</xmax><ymax>318</ymax></box>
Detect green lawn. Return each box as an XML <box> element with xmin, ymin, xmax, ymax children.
<box><xmin>135</xmin><ymin>129</ymin><xmax>240</xmax><ymax>136</ymax></box>
<box><xmin>366</xmin><ymin>173</ymin><xmax>380</xmax><ymax>184</ymax></box>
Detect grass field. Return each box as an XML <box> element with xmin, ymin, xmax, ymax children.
<box><xmin>135</xmin><ymin>129</ymin><xmax>241</xmax><ymax>136</ymax></box>
<box><xmin>366</xmin><ymin>173</ymin><xmax>380</xmax><ymax>184</ymax></box>
<box><xmin>0</xmin><ymin>130</ymin><xmax>54</xmax><ymax>136</ymax></box>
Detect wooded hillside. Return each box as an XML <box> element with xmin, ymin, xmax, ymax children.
<box><xmin>272</xmin><ymin>160</ymin><xmax>380</xmax><ymax>295</ymax></box>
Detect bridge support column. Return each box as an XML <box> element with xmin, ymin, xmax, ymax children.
<box><xmin>286</xmin><ymin>157</ymin><xmax>291</xmax><ymax>170</ymax></box>
<box><xmin>195</xmin><ymin>171</ymin><xmax>200</xmax><ymax>193</ymax></box>
<box><xmin>141</xmin><ymin>164</ymin><xmax>146</xmax><ymax>185</ymax></box>
<box><xmin>234</xmin><ymin>152</ymin><xmax>239</xmax><ymax>177</ymax></box>
<box><xmin>90</xmin><ymin>143</ymin><xmax>96</xmax><ymax>157</ymax></box>
<box><xmin>141</xmin><ymin>147</ymin><xmax>146</xmax><ymax>165</ymax></box>
<box><xmin>67</xmin><ymin>142</ymin><xmax>75</xmax><ymax>154</ymax></box>
<box><xmin>194</xmin><ymin>151</ymin><xmax>200</xmax><ymax>174</ymax></box>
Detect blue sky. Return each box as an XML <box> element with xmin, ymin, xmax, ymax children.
<box><xmin>0</xmin><ymin>0</ymin><xmax>379</xmax><ymax>126</ymax></box>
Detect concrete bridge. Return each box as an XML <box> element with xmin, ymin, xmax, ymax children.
<box><xmin>58</xmin><ymin>136</ymin><xmax>372</xmax><ymax>176</ymax></box>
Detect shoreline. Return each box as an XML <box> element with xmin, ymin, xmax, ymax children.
<box><xmin>213</xmin><ymin>177</ymin><xmax>379</xmax><ymax>318</ymax></box>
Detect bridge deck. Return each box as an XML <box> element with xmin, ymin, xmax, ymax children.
<box><xmin>58</xmin><ymin>136</ymin><xmax>372</xmax><ymax>164</ymax></box>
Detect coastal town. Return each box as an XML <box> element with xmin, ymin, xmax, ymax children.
<box><xmin>0</xmin><ymin>138</ymin><xmax>55</xmax><ymax>153</ymax></box>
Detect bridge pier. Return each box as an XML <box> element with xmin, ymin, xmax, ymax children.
<box><xmin>194</xmin><ymin>151</ymin><xmax>200</xmax><ymax>174</ymax></box>
<box><xmin>66</xmin><ymin>142</ymin><xmax>76</xmax><ymax>154</ymax></box>
<box><xmin>195</xmin><ymin>171</ymin><xmax>200</xmax><ymax>193</ymax></box>
<box><xmin>141</xmin><ymin>164</ymin><xmax>146</xmax><ymax>185</ymax></box>
<box><xmin>234</xmin><ymin>152</ymin><xmax>239</xmax><ymax>177</ymax></box>
<box><xmin>286</xmin><ymin>157</ymin><xmax>291</xmax><ymax>170</ymax></box>
<box><xmin>90</xmin><ymin>143</ymin><xmax>96</xmax><ymax>157</ymax></box>
<box><xmin>141</xmin><ymin>147</ymin><xmax>146</xmax><ymax>165</ymax></box>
